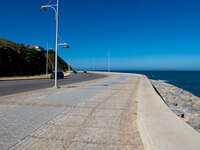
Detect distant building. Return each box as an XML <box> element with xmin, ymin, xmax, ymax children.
<box><xmin>28</xmin><ymin>45</ymin><xmax>42</xmax><ymax>52</ymax></box>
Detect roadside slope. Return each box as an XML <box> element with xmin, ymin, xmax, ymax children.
<box><xmin>0</xmin><ymin>38</ymin><xmax>71</xmax><ymax>77</ymax></box>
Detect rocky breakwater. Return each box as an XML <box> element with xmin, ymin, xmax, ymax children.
<box><xmin>151</xmin><ymin>80</ymin><xmax>200</xmax><ymax>133</ymax></box>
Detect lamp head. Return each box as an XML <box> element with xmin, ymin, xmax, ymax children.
<box><xmin>40</xmin><ymin>7</ymin><xmax>46</xmax><ymax>11</ymax></box>
<box><xmin>63</xmin><ymin>45</ymin><xmax>70</xmax><ymax>48</ymax></box>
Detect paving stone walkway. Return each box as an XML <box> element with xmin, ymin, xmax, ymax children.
<box><xmin>1</xmin><ymin>73</ymin><xmax>143</xmax><ymax>150</ymax></box>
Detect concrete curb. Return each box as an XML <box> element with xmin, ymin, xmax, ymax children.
<box><xmin>137</xmin><ymin>76</ymin><xmax>200</xmax><ymax>150</ymax></box>
<box><xmin>0</xmin><ymin>73</ymin><xmax>70</xmax><ymax>81</ymax></box>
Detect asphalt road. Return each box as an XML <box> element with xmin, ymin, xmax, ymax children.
<box><xmin>0</xmin><ymin>72</ymin><xmax>106</xmax><ymax>97</ymax></box>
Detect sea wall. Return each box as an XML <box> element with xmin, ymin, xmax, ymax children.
<box><xmin>137</xmin><ymin>76</ymin><xmax>200</xmax><ymax>150</ymax></box>
<box><xmin>151</xmin><ymin>80</ymin><xmax>200</xmax><ymax>133</ymax></box>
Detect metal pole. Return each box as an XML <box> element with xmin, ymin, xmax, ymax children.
<box><xmin>93</xmin><ymin>58</ymin><xmax>95</xmax><ymax>71</ymax></box>
<box><xmin>107</xmin><ymin>51</ymin><xmax>110</xmax><ymax>72</ymax></box>
<box><xmin>55</xmin><ymin>0</ymin><xmax>59</xmax><ymax>88</ymax></box>
<box><xmin>46</xmin><ymin>42</ymin><xmax>48</xmax><ymax>77</ymax></box>
<box><xmin>68</xmin><ymin>63</ymin><xmax>70</xmax><ymax>72</ymax></box>
<box><xmin>68</xmin><ymin>59</ymin><xmax>71</xmax><ymax>72</ymax></box>
<box><xmin>109</xmin><ymin>52</ymin><xmax>110</xmax><ymax>72</ymax></box>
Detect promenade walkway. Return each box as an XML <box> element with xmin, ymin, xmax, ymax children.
<box><xmin>0</xmin><ymin>72</ymin><xmax>144</xmax><ymax>150</ymax></box>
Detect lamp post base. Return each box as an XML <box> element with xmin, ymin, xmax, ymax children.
<box><xmin>53</xmin><ymin>86</ymin><xmax>60</xmax><ymax>88</ymax></box>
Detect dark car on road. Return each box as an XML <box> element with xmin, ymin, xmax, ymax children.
<box><xmin>50</xmin><ymin>71</ymin><xmax>64</xmax><ymax>80</ymax></box>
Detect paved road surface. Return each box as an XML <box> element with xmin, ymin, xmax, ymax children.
<box><xmin>0</xmin><ymin>72</ymin><xmax>106</xmax><ymax>96</ymax></box>
<box><xmin>0</xmin><ymin>72</ymin><xmax>144</xmax><ymax>150</ymax></box>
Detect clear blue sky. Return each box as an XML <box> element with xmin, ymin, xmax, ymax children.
<box><xmin>1</xmin><ymin>0</ymin><xmax>200</xmax><ymax>70</ymax></box>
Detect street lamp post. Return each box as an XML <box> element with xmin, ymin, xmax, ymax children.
<box><xmin>46</xmin><ymin>42</ymin><xmax>48</xmax><ymax>77</ymax></box>
<box><xmin>55</xmin><ymin>0</ymin><xmax>59</xmax><ymax>88</ymax></box>
<box><xmin>41</xmin><ymin>1</ymin><xmax>70</xmax><ymax>88</ymax></box>
<box><xmin>68</xmin><ymin>59</ymin><xmax>71</xmax><ymax>72</ymax></box>
<box><xmin>41</xmin><ymin>1</ymin><xmax>59</xmax><ymax>87</ymax></box>
<box><xmin>107</xmin><ymin>51</ymin><xmax>110</xmax><ymax>72</ymax></box>
<box><xmin>41</xmin><ymin>0</ymin><xmax>59</xmax><ymax>88</ymax></box>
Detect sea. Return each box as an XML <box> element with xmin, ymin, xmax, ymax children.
<box><xmin>108</xmin><ymin>70</ymin><xmax>200</xmax><ymax>97</ymax></box>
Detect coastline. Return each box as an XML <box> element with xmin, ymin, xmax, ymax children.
<box><xmin>1</xmin><ymin>71</ymin><xmax>200</xmax><ymax>150</ymax></box>
<box><xmin>151</xmin><ymin>80</ymin><xmax>200</xmax><ymax>133</ymax></box>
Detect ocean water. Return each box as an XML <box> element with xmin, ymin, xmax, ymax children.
<box><xmin>111</xmin><ymin>70</ymin><xmax>200</xmax><ymax>97</ymax></box>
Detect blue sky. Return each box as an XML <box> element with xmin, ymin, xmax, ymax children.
<box><xmin>1</xmin><ymin>0</ymin><xmax>200</xmax><ymax>70</ymax></box>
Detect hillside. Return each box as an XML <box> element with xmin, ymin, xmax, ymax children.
<box><xmin>0</xmin><ymin>38</ymin><xmax>72</xmax><ymax>77</ymax></box>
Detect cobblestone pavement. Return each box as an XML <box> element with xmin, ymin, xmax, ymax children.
<box><xmin>0</xmin><ymin>73</ymin><xmax>143</xmax><ymax>150</ymax></box>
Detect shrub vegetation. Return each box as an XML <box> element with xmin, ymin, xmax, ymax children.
<box><xmin>0</xmin><ymin>38</ymin><xmax>71</xmax><ymax>77</ymax></box>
